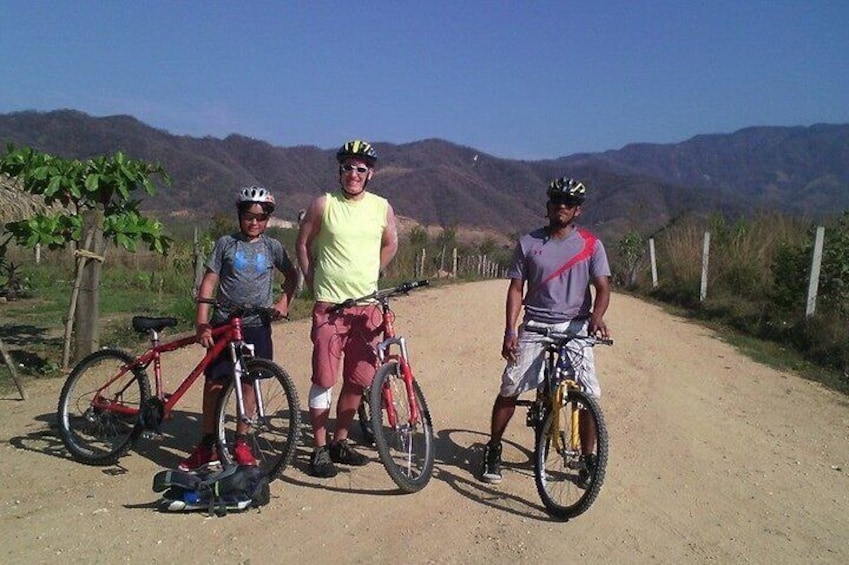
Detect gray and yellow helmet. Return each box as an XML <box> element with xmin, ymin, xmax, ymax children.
<box><xmin>336</xmin><ymin>139</ymin><xmax>377</xmax><ymax>166</ymax></box>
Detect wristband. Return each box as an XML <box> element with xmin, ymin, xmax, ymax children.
<box><xmin>504</xmin><ymin>329</ymin><xmax>517</xmax><ymax>339</ymax></box>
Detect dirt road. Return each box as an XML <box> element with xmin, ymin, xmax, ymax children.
<box><xmin>2</xmin><ymin>280</ymin><xmax>847</xmax><ymax>563</ymax></box>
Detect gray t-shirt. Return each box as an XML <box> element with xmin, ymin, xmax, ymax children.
<box><xmin>508</xmin><ymin>226</ymin><xmax>611</xmax><ymax>324</ymax></box>
<box><xmin>206</xmin><ymin>233</ymin><xmax>294</xmax><ymax>327</ymax></box>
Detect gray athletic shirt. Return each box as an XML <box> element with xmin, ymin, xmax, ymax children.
<box><xmin>508</xmin><ymin>226</ymin><xmax>611</xmax><ymax>324</ymax></box>
<box><xmin>206</xmin><ymin>233</ymin><xmax>294</xmax><ymax>327</ymax></box>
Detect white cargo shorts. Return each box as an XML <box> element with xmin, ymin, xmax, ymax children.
<box><xmin>499</xmin><ymin>319</ymin><xmax>600</xmax><ymax>399</ymax></box>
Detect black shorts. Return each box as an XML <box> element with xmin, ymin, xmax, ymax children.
<box><xmin>204</xmin><ymin>325</ymin><xmax>274</xmax><ymax>382</ymax></box>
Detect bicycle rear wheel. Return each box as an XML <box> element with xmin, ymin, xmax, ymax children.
<box><xmin>534</xmin><ymin>388</ymin><xmax>608</xmax><ymax>519</ymax></box>
<box><xmin>215</xmin><ymin>358</ymin><xmax>301</xmax><ymax>480</ymax></box>
<box><xmin>369</xmin><ymin>360</ymin><xmax>434</xmax><ymax>493</ymax></box>
<box><xmin>56</xmin><ymin>349</ymin><xmax>149</xmax><ymax>465</ymax></box>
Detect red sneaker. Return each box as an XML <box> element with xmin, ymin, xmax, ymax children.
<box><xmin>232</xmin><ymin>440</ymin><xmax>257</xmax><ymax>466</ymax></box>
<box><xmin>178</xmin><ymin>443</ymin><xmax>220</xmax><ymax>472</ymax></box>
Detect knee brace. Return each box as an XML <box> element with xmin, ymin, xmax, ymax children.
<box><xmin>308</xmin><ymin>384</ymin><xmax>333</xmax><ymax>410</ymax></box>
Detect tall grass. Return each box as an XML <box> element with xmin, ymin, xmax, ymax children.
<box><xmin>618</xmin><ymin>210</ymin><xmax>849</xmax><ymax>386</ymax></box>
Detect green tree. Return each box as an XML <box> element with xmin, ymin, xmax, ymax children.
<box><xmin>0</xmin><ymin>144</ymin><xmax>171</xmax><ymax>365</ymax></box>
<box><xmin>618</xmin><ymin>231</ymin><xmax>646</xmax><ymax>288</ymax></box>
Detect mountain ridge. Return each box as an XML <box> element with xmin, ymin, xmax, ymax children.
<box><xmin>2</xmin><ymin>109</ymin><xmax>847</xmax><ymax>243</ymax></box>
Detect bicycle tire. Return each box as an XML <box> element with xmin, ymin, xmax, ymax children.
<box><xmin>56</xmin><ymin>348</ymin><xmax>150</xmax><ymax>466</ymax></box>
<box><xmin>214</xmin><ymin>358</ymin><xmax>301</xmax><ymax>480</ymax></box>
<box><xmin>369</xmin><ymin>360</ymin><xmax>435</xmax><ymax>493</ymax></box>
<box><xmin>534</xmin><ymin>388</ymin><xmax>608</xmax><ymax>519</ymax></box>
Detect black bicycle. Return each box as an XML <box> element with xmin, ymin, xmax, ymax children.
<box><xmin>516</xmin><ymin>325</ymin><xmax>612</xmax><ymax>519</ymax></box>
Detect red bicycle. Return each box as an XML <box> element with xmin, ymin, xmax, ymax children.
<box><xmin>329</xmin><ymin>280</ymin><xmax>435</xmax><ymax>493</ymax></box>
<box><xmin>56</xmin><ymin>303</ymin><xmax>301</xmax><ymax>479</ymax></box>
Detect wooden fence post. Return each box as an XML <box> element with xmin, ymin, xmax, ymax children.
<box><xmin>700</xmin><ymin>231</ymin><xmax>710</xmax><ymax>302</ymax></box>
<box><xmin>452</xmin><ymin>248</ymin><xmax>458</xmax><ymax>278</ymax></box>
<box><xmin>649</xmin><ymin>238</ymin><xmax>658</xmax><ymax>288</ymax></box>
<box><xmin>419</xmin><ymin>248</ymin><xmax>426</xmax><ymax>279</ymax></box>
<box><xmin>0</xmin><ymin>338</ymin><xmax>26</xmax><ymax>400</ymax></box>
<box><xmin>192</xmin><ymin>226</ymin><xmax>205</xmax><ymax>296</ymax></box>
<box><xmin>805</xmin><ymin>226</ymin><xmax>825</xmax><ymax>318</ymax></box>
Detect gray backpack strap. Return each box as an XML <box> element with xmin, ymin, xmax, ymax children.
<box><xmin>198</xmin><ymin>464</ymin><xmax>240</xmax><ymax>517</ymax></box>
<box><xmin>152</xmin><ymin>469</ymin><xmax>202</xmax><ymax>493</ymax></box>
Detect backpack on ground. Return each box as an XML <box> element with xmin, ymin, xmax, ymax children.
<box><xmin>152</xmin><ymin>464</ymin><xmax>270</xmax><ymax>516</ymax></box>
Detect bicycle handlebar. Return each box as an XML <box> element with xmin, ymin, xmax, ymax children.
<box><xmin>522</xmin><ymin>324</ymin><xmax>613</xmax><ymax>347</ymax></box>
<box><xmin>327</xmin><ymin>279</ymin><xmax>430</xmax><ymax>313</ymax></box>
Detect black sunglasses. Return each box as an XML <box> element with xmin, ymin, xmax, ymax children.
<box><xmin>240</xmin><ymin>212</ymin><xmax>270</xmax><ymax>222</ymax></box>
<box><xmin>548</xmin><ymin>197</ymin><xmax>580</xmax><ymax>208</ymax></box>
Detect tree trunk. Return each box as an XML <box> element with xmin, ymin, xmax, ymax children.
<box><xmin>73</xmin><ymin>209</ymin><xmax>106</xmax><ymax>363</ymax></box>
<box><xmin>62</xmin><ymin>230</ymin><xmax>95</xmax><ymax>370</ymax></box>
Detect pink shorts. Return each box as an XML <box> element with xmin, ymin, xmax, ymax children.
<box><xmin>310</xmin><ymin>302</ymin><xmax>382</xmax><ymax>389</ymax></box>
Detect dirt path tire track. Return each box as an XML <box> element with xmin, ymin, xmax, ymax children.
<box><xmin>1</xmin><ymin>280</ymin><xmax>847</xmax><ymax>563</ymax></box>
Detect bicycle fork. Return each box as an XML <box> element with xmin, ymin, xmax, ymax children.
<box><xmin>550</xmin><ymin>382</ymin><xmax>582</xmax><ymax>459</ymax></box>
<box><xmin>376</xmin><ymin>336</ymin><xmax>420</xmax><ymax>428</ymax></box>
<box><xmin>229</xmin><ymin>342</ymin><xmax>264</xmax><ymax>426</ymax></box>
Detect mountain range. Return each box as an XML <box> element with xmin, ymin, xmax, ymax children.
<box><xmin>2</xmin><ymin>110</ymin><xmax>847</xmax><ymax>243</ymax></box>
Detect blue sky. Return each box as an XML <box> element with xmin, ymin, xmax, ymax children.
<box><xmin>1</xmin><ymin>1</ymin><xmax>847</xmax><ymax>160</ymax></box>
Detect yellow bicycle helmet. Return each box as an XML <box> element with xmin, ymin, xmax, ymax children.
<box><xmin>336</xmin><ymin>139</ymin><xmax>377</xmax><ymax>166</ymax></box>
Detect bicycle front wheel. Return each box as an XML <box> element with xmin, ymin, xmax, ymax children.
<box><xmin>369</xmin><ymin>360</ymin><xmax>435</xmax><ymax>493</ymax></box>
<box><xmin>534</xmin><ymin>388</ymin><xmax>608</xmax><ymax>519</ymax></box>
<box><xmin>215</xmin><ymin>358</ymin><xmax>301</xmax><ymax>480</ymax></box>
<box><xmin>56</xmin><ymin>349</ymin><xmax>150</xmax><ymax>466</ymax></box>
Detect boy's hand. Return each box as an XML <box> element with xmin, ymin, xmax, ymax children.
<box><xmin>196</xmin><ymin>323</ymin><xmax>213</xmax><ymax>348</ymax></box>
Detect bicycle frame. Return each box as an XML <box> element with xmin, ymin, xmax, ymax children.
<box><xmin>520</xmin><ymin>328</ymin><xmax>611</xmax><ymax>449</ymax></box>
<box><xmin>91</xmin><ymin>317</ymin><xmax>255</xmax><ymax>424</ymax></box>
<box><xmin>331</xmin><ymin>280</ymin><xmax>429</xmax><ymax>431</ymax></box>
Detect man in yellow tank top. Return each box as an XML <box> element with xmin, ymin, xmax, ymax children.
<box><xmin>296</xmin><ymin>139</ymin><xmax>399</xmax><ymax>478</ymax></box>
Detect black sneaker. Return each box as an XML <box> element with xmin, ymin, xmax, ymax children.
<box><xmin>309</xmin><ymin>446</ymin><xmax>339</xmax><ymax>478</ymax></box>
<box><xmin>329</xmin><ymin>439</ymin><xmax>370</xmax><ymax>466</ymax></box>
<box><xmin>578</xmin><ymin>453</ymin><xmax>597</xmax><ymax>489</ymax></box>
<box><xmin>481</xmin><ymin>441</ymin><xmax>502</xmax><ymax>484</ymax></box>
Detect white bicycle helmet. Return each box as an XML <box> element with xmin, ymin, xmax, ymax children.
<box><xmin>236</xmin><ymin>185</ymin><xmax>276</xmax><ymax>210</ymax></box>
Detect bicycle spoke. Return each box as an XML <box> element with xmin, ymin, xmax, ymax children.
<box><xmin>57</xmin><ymin>349</ymin><xmax>149</xmax><ymax>465</ymax></box>
<box><xmin>215</xmin><ymin>358</ymin><xmax>300</xmax><ymax>480</ymax></box>
<box><xmin>370</xmin><ymin>360</ymin><xmax>434</xmax><ymax>493</ymax></box>
<box><xmin>534</xmin><ymin>389</ymin><xmax>607</xmax><ymax>519</ymax></box>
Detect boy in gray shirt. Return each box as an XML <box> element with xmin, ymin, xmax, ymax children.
<box><xmin>179</xmin><ymin>186</ymin><xmax>298</xmax><ymax>472</ymax></box>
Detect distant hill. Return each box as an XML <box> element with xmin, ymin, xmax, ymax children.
<box><xmin>2</xmin><ymin>109</ymin><xmax>847</xmax><ymax>243</ymax></box>
<box><xmin>560</xmin><ymin>123</ymin><xmax>849</xmax><ymax>216</ymax></box>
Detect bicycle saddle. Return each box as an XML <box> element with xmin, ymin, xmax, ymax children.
<box><xmin>132</xmin><ymin>316</ymin><xmax>178</xmax><ymax>333</ymax></box>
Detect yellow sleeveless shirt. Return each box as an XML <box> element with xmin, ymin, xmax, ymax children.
<box><xmin>313</xmin><ymin>191</ymin><xmax>389</xmax><ymax>303</ymax></box>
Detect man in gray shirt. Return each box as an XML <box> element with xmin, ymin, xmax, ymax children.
<box><xmin>481</xmin><ymin>177</ymin><xmax>611</xmax><ymax>485</ymax></box>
